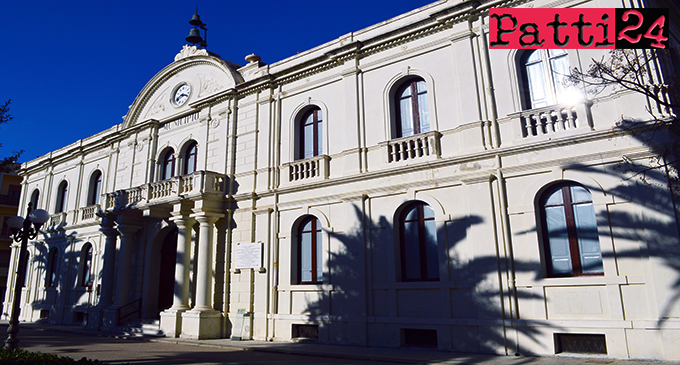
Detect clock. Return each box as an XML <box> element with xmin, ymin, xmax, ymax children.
<box><xmin>173</xmin><ymin>83</ymin><xmax>191</xmax><ymax>106</ymax></box>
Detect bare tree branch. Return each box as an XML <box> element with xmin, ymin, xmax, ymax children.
<box><xmin>0</xmin><ymin>99</ymin><xmax>23</xmax><ymax>173</ymax></box>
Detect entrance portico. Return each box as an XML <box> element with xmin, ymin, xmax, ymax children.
<box><xmin>93</xmin><ymin>171</ymin><xmax>227</xmax><ymax>338</ymax></box>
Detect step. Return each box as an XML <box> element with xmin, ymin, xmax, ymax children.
<box><xmin>118</xmin><ymin>319</ymin><xmax>165</xmax><ymax>337</ymax></box>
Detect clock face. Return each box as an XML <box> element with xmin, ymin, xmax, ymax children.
<box><xmin>173</xmin><ymin>84</ymin><xmax>191</xmax><ymax>106</ymax></box>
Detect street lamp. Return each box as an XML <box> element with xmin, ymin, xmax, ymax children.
<box><xmin>4</xmin><ymin>203</ymin><xmax>49</xmax><ymax>349</ymax></box>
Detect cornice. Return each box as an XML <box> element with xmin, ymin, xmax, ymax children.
<box><xmin>225</xmin><ymin>1</ymin><xmax>501</xmax><ymax>99</ymax></box>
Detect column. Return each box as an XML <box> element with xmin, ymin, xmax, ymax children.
<box><xmin>181</xmin><ymin>213</ymin><xmax>223</xmax><ymax>339</ymax></box>
<box><xmin>112</xmin><ymin>225</ymin><xmax>137</xmax><ymax>307</ymax></box>
<box><xmin>160</xmin><ymin>212</ymin><xmax>194</xmax><ymax>337</ymax></box>
<box><xmin>103</xmin><ymin>223</ymin><xmax>139</xmax><ymax>328</ymax></box>
<box><xmin>194</xmin><ymin>215</ymin><xmax>217</xmax><ymax>310</ymax></box>
<box><xmin>171</xmin><ymin>216</ymin><xmax>193</xmax><ymax>310</ymax></box>
<box><xmin>87</xmin><ymin>214</ymin><xmax>118</xmax><ymax>330</ymax></box>
<box><xmin>98</xmin><ymin>216</ymin><xmax>119</xmax><ymax>307</ymax></box>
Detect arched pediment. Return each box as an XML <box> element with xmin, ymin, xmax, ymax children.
<box><xmin>123</xmin><ymin>46</ymin><xmax>243</xmax><ymax>129</ymax></box>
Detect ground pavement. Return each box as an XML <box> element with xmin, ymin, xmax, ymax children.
<box><xmin>0</xmin><ymin>321</ymin><xmax>676</xmax><ymax>365</ymax></box>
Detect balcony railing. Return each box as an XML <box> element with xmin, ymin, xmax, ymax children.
<box><xmin>511</xmin><ymin>102</ymin><xmax>592</xmax><ymax>141</ymax></box>
<box><xmin>104</xmin><ymin>170</ymin><xmax>227</xmax><ymax>211</ymax></box>
<box><xmin>48</xmin><ymin>212</ymin><xmax>66</xmax><ymax>229</ymax></box>
<box><xmin>282</xmin><ymin>155</ymin><xmax>330</xmax><ymax>183</ymax></box>
<box><xmin>381</xmin><ymin>131</ymin><xmax>441</xmax><ymax>163</ymax></box>
<box><xmin>79</xmin><ymin>205</ymin><xmax>100</xmax><ymax>222</ymax></box>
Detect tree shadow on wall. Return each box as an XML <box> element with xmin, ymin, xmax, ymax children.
<box><xmin>16</xmin><ymin>229</ymin><xmax>88</xmax><ymax>325</ymax></box>
<box><xmin>512</xmin><ymin>122</ymin><xmax>680</xmax><ymax>332</ymax></box>
<box><xmin>298</xmin><ymin>204</ymin><xmax>561</xmax><ymax>359</ymax></box>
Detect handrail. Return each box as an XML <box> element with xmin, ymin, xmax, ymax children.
<box><xmin>117</xmin><ymin>298</ymin><xmax>143</xmax><ymax>326</ymax></box>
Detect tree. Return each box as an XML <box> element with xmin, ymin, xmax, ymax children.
<box><xmin>0</xmin><ymin>99</ymin><xmax>23</xmax><ymax>173</ymax></box>
<box><xmin>568</xmin><ymin>48</ymin><xmax>680</xmax><ymax>193</ymax></box>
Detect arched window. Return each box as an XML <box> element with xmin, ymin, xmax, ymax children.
<box><xmin>395</xmin><ymin>78</ymin><xmax>429</xmax><ymax>138</ymax></box>
<box><xmin>183</xmin><ymin>141</ymin><xmax>198</xmax><ymax>175</ymax></box>
<box><xmin>46</xmin><ymin>248</ymin><xmax>58</xmax><ymax>288</ymax></box>
<box><xmin>161</xmin><ymin>149</ymin><xmax>176</xmax><ymax>180</ymax></box>
<box><xmin>55</xmin><ymin>181</ymin><xmax>68</xmax><ymax>213</ymax></box>
<box><xmin>78</xmin><ymin>243</ymin><xmax>93</xmax><ymax>287</ymax></box>
<box><xmin>30</xmin><ymin>189</ymin><xmax>40</xmax><ymax>209</ymax></box>
<box><xmin>299</xmin><ymin>108</ymin><xmax>323</xmax><ymax>160</ymax></box>
<box><xmin>399</xmin><ymin>202</ymin><xmax>438</xmax><ymax>281</ymax></box>
<box><xmin>521</xmin><ymin>49</ymin><xmax>570</xmax><ymax>109</ymax></box>
<box><xmin>297</xmin><ymin>216</ymin><xmax>323</xmax><ymax>284</ymax></box>
<box><xmin>540</xmin><ymin>183</ymin><xmax>603</xmax><ymax>277</ymax></box>
<box><xmin>87</xmin><ymin>170</ymin><xmax>102</xmax><ymax>206</ymax></box>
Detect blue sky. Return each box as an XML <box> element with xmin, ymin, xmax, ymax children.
<box><xmin>2</xmin><ymin>0</ymin><xmax>434</xmax><ymax>163</ymax></box>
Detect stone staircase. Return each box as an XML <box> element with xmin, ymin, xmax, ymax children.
<box><xmin>118</xmin><ymin>318</ymin><xmax>164</xmax><ymax>337</ymax></box>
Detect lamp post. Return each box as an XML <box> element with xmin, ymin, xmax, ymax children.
<box><xmin>4</xmin><ymin>202</ymin><xmax>49</xmax><ymax>349</ymax></box>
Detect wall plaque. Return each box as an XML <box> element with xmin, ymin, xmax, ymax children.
<box><xmin>234</xmin><ymin>242</ymin><xmax>262</xmax><ymax>269</ymax></box>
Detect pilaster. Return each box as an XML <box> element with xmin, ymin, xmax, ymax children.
<box><xmin>87</xmin><ymin>213</ymin><xmax>118</xmax><ymax>331</ymax></box>
<box><xmin>103</xmin><ymin>218</ymin><xmax>140</xmax><ymax>328</ymax></box>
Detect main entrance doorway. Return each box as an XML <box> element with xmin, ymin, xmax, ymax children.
<box><xmin>157</xmin><ymin>228</ymin><xmax>178</xmax><ymax>312</ymax></box>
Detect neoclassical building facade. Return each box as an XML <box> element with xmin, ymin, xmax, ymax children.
<box><xmin>4</xmin><ymin>0</ymin><xmax>680</xmax><ymax>360</ymax></box>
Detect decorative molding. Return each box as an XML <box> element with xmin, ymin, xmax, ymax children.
<box><xmin>148</xmin><ymin>96</ymin><xmax>166</xmax><ymax>116</ymax></box>
<box><xmin>198</xmin><ymin>74</ymin><xmax>225</xmax><ymax>97</ymax></box>
<box><xmin>175</xmin><ymin>45</ymin><xmax>209</xmax><ymax>61</ymax></box>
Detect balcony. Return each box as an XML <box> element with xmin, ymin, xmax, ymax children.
<box><xmin>47</xmin><ymin>212</ymin><xmax>67</xmax><ymax>231</ymax></box>
<box><xmin>104</xmin><ymin>170</ymin><xmax>227</xmax><ymax>211</ymax></box>
<box><xmin>78</xmin><ymin>205</ymin><xmax>100</xmax><ymax>222</ymax></box>
<box><xmin>281</xmin><ymin>155</ymin><xmax>330</xmax><ymax>185</ymax></box>
<box><xmin>381</xmin><ymin>131</ymin><xmax>441</xmax><ymax>164</ymax></box>
<box><xmin>510</xmin><ymin>102</ymin><xmax>592</xmax><ymax>143</ymax></box>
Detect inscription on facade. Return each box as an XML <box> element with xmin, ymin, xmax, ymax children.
<box><xmin>161</xmin><ymin>112</ymin><xmax>199</xmax><ymax>132</ymax></box>
<box><xmin>234</xmin><ymin>242</ymin><xmax>263</xmax><ymax>269</ymax></box>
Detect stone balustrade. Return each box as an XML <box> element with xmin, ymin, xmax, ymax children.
<box><xmin>382</xmin><ymin>131</ymin><xmax>441</xmax><ymax>163</ymax></box>
<box><xmin>282</xmin><ymin>155</ymin><xmax>330</xmax><ymax>183</ymax></box>
<box><xmin>104</xmin><ymin>170</ymin><xmax>227</xmax><ymax>211</ymax></box>
<box><xmin>49</xmin><ymin>212</ymin><xmax>65</xmax><ymax>228</ymax></box>
<box><xmin>79</xmin><ymin>205</ymin><xmax>100</xmax><ymax>222</ymax></box>
<box><xmin>511</xmin><ymin>102</ymin><xmax>592</xmax><ymax>142</ymax></box>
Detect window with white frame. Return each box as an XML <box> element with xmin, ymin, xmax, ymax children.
<box><xmin>160</xmin><ymin>149</ymin><xmax>176</xmax><ymax>180</ymax></box>
<box><xmin>540</xmin><ymin>183</ymin><xmax>603</xmax><ymax>277</ymax></box>
<box><xmin>55</xmin><ymin>181</ymin><xmax>68</xmax><ymax>213</ymax></box>
<box><xmin>46</xmin><ymin>247</ymin><xmax>58</xmax><ymax>288</ymax></box>
<box><xmin>30</xmin><ymin>189</ymin><xmax>40</xmax><ymax>209</ymax></box>
<box><xmin>399</xmin><ymin>201</ymin><xmax>439</xmax><ymax>281</ymax></box>
<box><xmin>296</xmin><ymin>216</ymin><xmax>323</xmax><ymax>284</ymax></box>
<box><xmin>298</xmin><ymin>108</ymin><xmax>323</xmax><ymax>160</ymax></box>
<box><xmin>87</xmin><ymin>170</ymin><xmax>102</xmax><ymax>206</ymax></box>
<box><xmin>521</xmin><ymin>49</ymin><xmax>571</xmax><ymax>109</ymax></box>
<box><xmin>78</xmin><ymin>243</ymin><xmax>93</xmax><ymax>288</ymax></box>
<box><xmin>395</xmin><ymin>78</ymin><xmax>430</xmax><ymax>138</ymax></box>
<box><xmin>183</xmin><ymin>141</ymin><xmax>198</xmax><ymax>175</ymax></box>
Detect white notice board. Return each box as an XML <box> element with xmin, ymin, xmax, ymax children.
<box><xmin>234</xmin><ymin>242</ymin><xmax>262</xmax><ymax>269</ymax></box>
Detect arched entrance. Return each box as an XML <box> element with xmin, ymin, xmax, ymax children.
<box><xmin>157</xmin><ymin>228</ymin><xmax>178</xmax><ymax>312</ymax></box>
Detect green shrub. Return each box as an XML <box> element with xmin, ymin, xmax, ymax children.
<box><xmin>0</xmin><ymin>347</ymin><xmax>107</xmax><ymax>364</ymax></box>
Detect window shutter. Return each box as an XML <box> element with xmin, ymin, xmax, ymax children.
<box><xmin>573</xmin><ymin>202</ymin><xmax>603</xmax><ymax>273</ymax></box>
<box><xmin>545</xmin><ymin>205</ymin><xmax>573</xmax><ymax>274</ymax></box>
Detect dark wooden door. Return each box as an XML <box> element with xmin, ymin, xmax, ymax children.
<box><xmin>157</xmin><ymin>229</ymin><xmax>178</xmax><ymax>312</ymax></box>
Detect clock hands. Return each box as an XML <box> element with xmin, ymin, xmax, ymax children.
<box><xmin>174</xmin><ymin>84</ymin><xmax>191</xmax><ymax>106</ymax></box>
